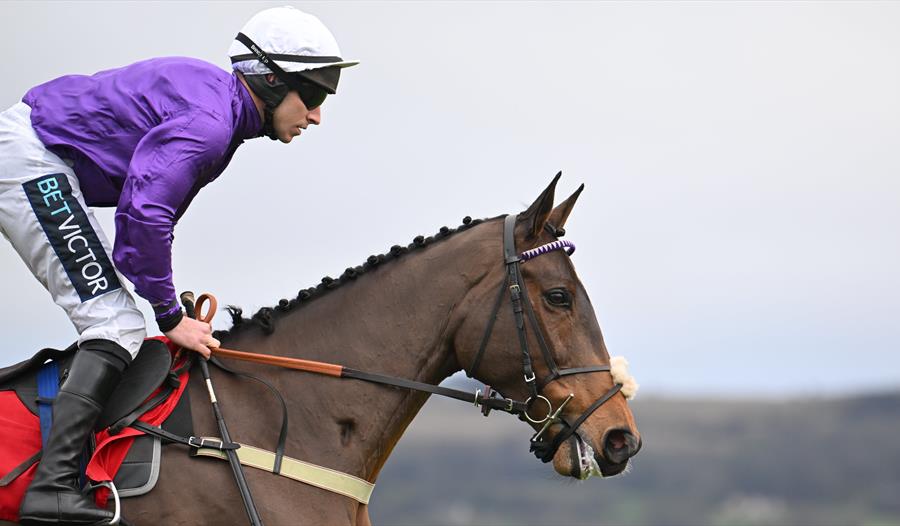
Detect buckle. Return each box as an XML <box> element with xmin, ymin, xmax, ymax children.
<box><xmin>475</xmin><ymin>386</ymin><xmax>517</xmax><ymax>417</ymax></box>
<box><xmin>509</xmin><ymin>284</ymin><xmax>521</xmax><ymax>294</ymax></box>
<box><xmin>523</xmin><ymin>371</ymin><xmax>536</xmax><ymax>383</ymax></box>
<box><xmin>476</xmin><ymin>386</ymin><xmax>495</xmax><ymax>417</ymax></box>
<box><xmin>188</xmin><ymin>436</ymin><xmax>222</xmax><ymax>450</ymax></box>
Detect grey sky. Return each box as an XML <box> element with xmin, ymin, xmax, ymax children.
<box><xmin>1</xmin><ymin>1</ymin><xmax>898</xmax><ymax>396</ymax></box>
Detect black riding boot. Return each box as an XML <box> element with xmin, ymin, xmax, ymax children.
<box><xmin>19</xmin><ymin>340</ymin><xmax>131</xmax><ymax>526</ymax></box>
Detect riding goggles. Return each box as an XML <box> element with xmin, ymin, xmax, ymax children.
<box><xmin>292</xmin><ymin>77</ymin><xmax>328</xmax><ymax>110</ymax></box>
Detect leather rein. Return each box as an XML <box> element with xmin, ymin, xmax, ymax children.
<box><xmin>200</xmin><ymin>213</ymin><xmax>623</xmax><ymax>464</ymax></box>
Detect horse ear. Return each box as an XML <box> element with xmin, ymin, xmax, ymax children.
<box><xmin>520</xmin><ymin>171</ymin><xmax>561</xmax><ymax>238</ymax></box>
<box><xmin>547</xmin><ymin>183</ymin><xmax>584</xmax><ymax>233</ymax></box>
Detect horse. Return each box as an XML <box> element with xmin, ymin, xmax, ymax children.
<box><xmin>8</xmin><ymin>175</ymin><xmax>641</xmax><ymax>525</ymax></box>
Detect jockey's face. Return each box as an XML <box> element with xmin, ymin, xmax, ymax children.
<box><xmin>272</xmin><ymin>90</ymin><xmax>322</xmax><ymax>144</ymax></box>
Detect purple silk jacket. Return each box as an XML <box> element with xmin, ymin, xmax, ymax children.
<box><xmin>23</xmin><ymin>57</ymin><xmax>262</xmax><ymax>325</ymax></box>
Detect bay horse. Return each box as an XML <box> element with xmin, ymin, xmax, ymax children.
<box><xmin>11</xmin><ymin>175</ymin><xmax>641</xmax><ymax>525</ymax></box>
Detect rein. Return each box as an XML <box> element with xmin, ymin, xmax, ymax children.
<box><xmin>208</xmin><ymin>345</ymin><xmax>530</xmax><ymax>416</ymax></box>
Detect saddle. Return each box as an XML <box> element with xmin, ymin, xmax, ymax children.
<box><xmin>0</xmin><ymin>339</ymin><xmax>172</xmax><ymax>430</ymax></box>
<box><xmin>0</xmin><ymin>338</ymin><xmax>194</xmax><ymax>521</ymax></box>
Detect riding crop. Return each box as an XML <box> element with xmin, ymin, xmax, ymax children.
<box><xmin>181</xmin><ymin>291</ymin><xmax>264</xmax><ymax>526</ymax></box>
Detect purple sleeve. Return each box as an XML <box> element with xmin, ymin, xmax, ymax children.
<box><xmin>113</xmin><ymin>110</ymin><xmax>231</xmax><ymax>317</ymax></box>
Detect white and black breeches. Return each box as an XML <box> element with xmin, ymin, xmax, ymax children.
<box><xmin>0</xmin><ymin>102</ymin><xmax>145</xmax><ymax>358</ymax></box>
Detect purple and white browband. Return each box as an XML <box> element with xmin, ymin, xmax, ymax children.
<box><xmin>519</xmin><ymin>239</ymin><xmax>576</xmax><ymax>262</ymax></box>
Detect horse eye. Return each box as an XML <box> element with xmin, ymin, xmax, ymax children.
<box><xmin>545</xmin><ymin>288</ymin><xmax>571</xmax><ymax>307</ymax></box>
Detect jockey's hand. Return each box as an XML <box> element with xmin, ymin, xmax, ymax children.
<box><xmin>164</xmin><ymin>316</ymin><xmax>218</xmax><ymax>359</ymax></box>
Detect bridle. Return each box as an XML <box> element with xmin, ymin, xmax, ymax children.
<box><xmin>187</xmin><ymin>214</ymin><xmax>625</xmax><ymax>469</ymax></box>
<box><xmin>467</xmin><ymin>214</ymin><xmax>624</xmax><ymax>463</ymax></box>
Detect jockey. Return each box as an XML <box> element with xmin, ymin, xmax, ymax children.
<box><xmin>0</xmin><ymin>6</ymin><xmax>357</xmax><ymax>525</ymax></box>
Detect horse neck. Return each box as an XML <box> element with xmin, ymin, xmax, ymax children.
<box><xmin>220</xmin><ymin>220</ymin><xmax>500</xmax><ymax>481</ymax></box>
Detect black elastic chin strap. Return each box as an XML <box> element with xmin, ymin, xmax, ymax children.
<box><xmin>241</xmin><ymin>74</ymin><xmax>285</xmax><ymax>140</ymax></box>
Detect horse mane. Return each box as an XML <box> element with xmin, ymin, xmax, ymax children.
<box><xmin>213</xmin><ymin>215</ymin><xmax>496</xmax><ymax>340</ymax></box>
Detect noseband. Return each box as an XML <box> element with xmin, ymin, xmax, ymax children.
<box><xmin>468</xmin><ymin>214</ymin><xmax>624</xmax><ymax>463</ymax></box>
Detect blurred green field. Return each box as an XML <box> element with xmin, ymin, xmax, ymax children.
<box><xmin>370</xmin><ymin>391</ymin><xmax>900</xmax><ymax>526</ymax></box>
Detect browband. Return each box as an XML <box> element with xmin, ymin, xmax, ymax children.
<box><xmin>520</xmin><ymin>239</ymin><xmax>575</xmax><ymax>262</ymax></box>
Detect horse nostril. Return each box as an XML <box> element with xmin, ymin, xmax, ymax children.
<box><xmin>608</xmin><ymin>431</ymin><xmax>627</xmax><ymax>450</ymax></box>
<box><xmin>603</xmin><ymin>429</ymin><xmax>638</xmax><ymax>464</ymax></box>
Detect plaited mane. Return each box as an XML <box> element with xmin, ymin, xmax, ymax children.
<box><xmin>213</xmin><ymin>216</ymin><xmax>498</xmax><ymax>340</ymax></box>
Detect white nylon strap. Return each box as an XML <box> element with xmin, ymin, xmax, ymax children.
<box><xmin>193</xmin><ymin>439</ymin><xmax>374</xmax><ymax>504</ymax></box>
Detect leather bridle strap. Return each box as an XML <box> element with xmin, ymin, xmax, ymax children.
<box><xmin>469</xmin><ymin>281</ymin><xmax>507</xmax><ymax>379</ymax></box>
<box><xmin>208</xmin><ymin>346</ymin><xmax>530</xmax><ymax>417</ymax></box>
<box><xmin>536</xmin><ymin>365</ymin><xmax>612</xmax><ymax>392</ymax></box>
<box><xmin>342</xmin><ymin>368</ymin><xmax>528</xmax><ymax>414</ymax></box>
<box><xmin>508</xmin><ymin>262</ymin><xmax>539</xmax><ymax>400</ymax></box>
<box><xmin>515</xmin><ymin>255</ymin><xmax>558</xmax><ymax>378</ymax></box>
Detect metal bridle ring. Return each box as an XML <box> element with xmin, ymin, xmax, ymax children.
<box><xmin>523</xmin><ymin>395</ymin><xmax>553</xmax><ymax>424</ymax></box>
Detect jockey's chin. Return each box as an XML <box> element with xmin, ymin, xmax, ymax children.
<box><xmin>274</xmin><ymin>120</ymin><xmax>310</xmax><ymax>143</ymax></box>
<box><xmin>273</xmin><ymin>122</ymin><xmax>304</xmax><ymax>143</ymax></box>
<box><xmin>277</xmin><ymin>129</ymin><xmax>299</xmax><ymax>143</ymax></box>
<box><xmin>272</xmin><ymin>92</ymin><xmax>321</xmax><ymax>143</ymax></box>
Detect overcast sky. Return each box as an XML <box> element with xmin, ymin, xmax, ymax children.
<box><xmin>1</xmin><ymin>1</ymin><xmax>897</xmax><ymax>396</ymax></box>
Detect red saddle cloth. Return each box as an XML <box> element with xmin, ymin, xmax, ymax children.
<box><xmin>0</xmin><ymin>337</ymin><xmax>188</xmax><ymax>521</ymax></box>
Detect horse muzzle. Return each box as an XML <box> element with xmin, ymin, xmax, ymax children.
<box><xmin>551</xmin><ymin>429</ymin><xmax>641</xmax><ymax>479</ymax></box>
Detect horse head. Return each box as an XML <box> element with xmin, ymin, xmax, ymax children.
<box><xmin>453</xmin><ymin>173</ymin><xmax>641</xmax><ymax>479</ymax></box>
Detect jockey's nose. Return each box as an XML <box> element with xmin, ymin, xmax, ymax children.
<box><xmin>308</xmin><ymin>106</ymin><xmax>321</xmax><ymax>126</ymax></box>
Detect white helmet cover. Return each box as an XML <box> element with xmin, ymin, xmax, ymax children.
<box><xmin>229</xmin><ymin>6</ymin><xmax>359</xmax><ymax>75</ymax></box>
